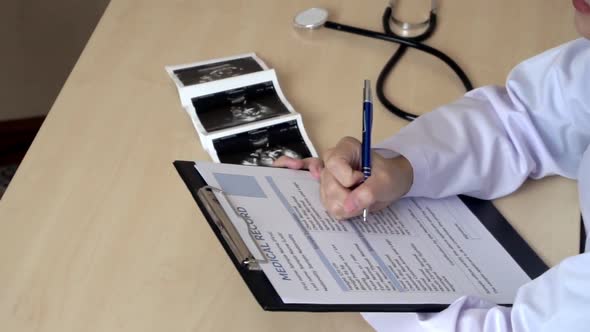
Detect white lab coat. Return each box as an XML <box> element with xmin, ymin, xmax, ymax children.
<box><xmin>363</xmin><ymin>38</ymin><xmax>590</xmax><ymax>331</ymax></box>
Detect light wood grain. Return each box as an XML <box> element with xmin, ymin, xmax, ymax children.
<box><xmin>0</xmin><ymin>1</ymin><xmax>580</xmax><ymax>331</ymax></box>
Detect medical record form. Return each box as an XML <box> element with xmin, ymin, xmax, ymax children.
<box><xmin>193</xmin><ymin>161</ymin><xmax>532</xmax><ymax>305</ymax></box>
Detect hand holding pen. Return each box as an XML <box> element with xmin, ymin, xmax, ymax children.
<box><xmin>273</xmin><ymin>85</ymin><xmax>415</xmax><ymax>221</ymax></box>
<box><xmin>274</xmin><ymin>136</ymin><xmax>414</xmax><ymax>220</ymax></box>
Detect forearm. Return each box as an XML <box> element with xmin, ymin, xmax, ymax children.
<box><xmin>377</xmin><ymin>88</ymin><xmax>535</xmax><ymax>199</ymax></box>
<box><xmin>377</xmin><ymin>39</ymin><xmax>590</xmax><ymax>199</ymax></box>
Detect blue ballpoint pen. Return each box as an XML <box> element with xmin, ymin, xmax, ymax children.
<box><xmin>362</xmin><ymin>80</ymin><xmax>373</xmax><ymax>222</ymax></box>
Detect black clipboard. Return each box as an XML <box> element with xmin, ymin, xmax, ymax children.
<box><xmin>173</xmin><ymin>160</ymin><xmax>548</xmax><ymax>312</ymax></box>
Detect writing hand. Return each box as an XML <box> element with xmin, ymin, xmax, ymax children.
<box><xmin>274</xmin><ymin>136</ymin><xmax>414</xmax><ymax>220</ymax></box>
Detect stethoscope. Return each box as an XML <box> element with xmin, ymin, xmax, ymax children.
<box><xmin>293</xmin><ymin>1</ymin><xmax>473</xmax><ymax>121</ymax></box>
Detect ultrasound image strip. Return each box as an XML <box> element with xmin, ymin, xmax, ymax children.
<box><xmin>213</xmin><ymin>120</ymin><xmax>312</xmax><ymax>166</ymax></box>
<box><xmin>192</xmin><ymin>81</ymin><xmax>291</xmax><ymax>133</ymax></box>
<box><xmin>173</xmin><ymin>57</ymin><xmax>264</xmax><ymax>86</ymax></box>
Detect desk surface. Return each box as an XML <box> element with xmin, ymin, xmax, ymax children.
<box><xmin>0</xmin><ymin>1</ymin><xmax>580</xmax><ymax>331</ymax></box>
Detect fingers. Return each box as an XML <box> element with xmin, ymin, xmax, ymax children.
<box><xmin>324</xmin><ymin>137</ymin><xmax>364</xmax><ymax>188</ymax></box>
<box><xmin>273</xmin><ymin>156</ymin><xmax>324</xmax><ymax>179</ymax></box>
<box><xmin>344</xmin><ymin>155</ymin><xmax>414</xmax><ymax>216</ymax></box>
<box><xmin>319</xmin><ymin>169</ymin><xmax>353</xmax><ymax>220</ymax></box>
<box><xmin>305</xmin><ymin>158</ymin><xmax>324</xmax><ymax>179</ymax></box>
<box><xmin>320</xmin><ymin>172</ymin><xmax>373</xmax><ymax>220</ymax></box>
<box><xmin>273</xmin><ymin>156</ymin><xmax>304</xmax><ymax>169</ymax></box>
<box><xmin>324</xmin><ymin>155</ymin><xmax>414</xmax><ymax>220</ymax></box>
<box><xmin>318</xmin><ymin>136</ymin><xmax>367</xmax><ymax>219</ymax></box>
<box><xmin>343</xmin><ymin>177</ymin><xmax>385</xmax><ymax>217</ymax></box>
<box><xmin>273</xmin><ymin>136</ymin><xmax>361</xmax><ymax>184</ymax></box>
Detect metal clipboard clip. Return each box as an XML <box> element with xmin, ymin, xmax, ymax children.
<box><xmin>197</xmin><ymin>186</ymin><xmax>268</xmax><ymax>271</ymax></box>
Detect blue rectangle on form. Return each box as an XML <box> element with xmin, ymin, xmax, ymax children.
<box><xmin>213</xmin><ymin>173</ymin><xmax>267</xmax><ymax>198</ymax></box>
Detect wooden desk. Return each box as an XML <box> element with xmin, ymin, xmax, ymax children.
<box><xmin>0</xmin><ymin>1</ymin><xmax>580</xmax><ymax>331</ymax></box>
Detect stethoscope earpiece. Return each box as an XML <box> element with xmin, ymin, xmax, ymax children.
<box><xmin>388</xmin><ymin>0</ymin><xmax>438</xmax><ymax>38</ymax></box>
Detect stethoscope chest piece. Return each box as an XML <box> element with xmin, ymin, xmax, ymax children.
<box><xmin>293</xmin><ymin>8</ymin><xmax>329</xmax><ymax>29</ymax></box>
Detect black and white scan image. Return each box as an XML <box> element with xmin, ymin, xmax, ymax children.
<box><xmin>173</xmin><ymin>57</ymin><xmax>263</xmax><ymax>86</ymax></box>
<box><xmin>213</xmin><ymin>120</ymin><xmax>312</xmax><ymax>166</ymax></box>
<box><xmin>192</xmin><ymin>81</ymin><xmax>290</xmax><ymax>132</ymax></box>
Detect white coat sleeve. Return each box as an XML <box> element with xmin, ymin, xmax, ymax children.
<box><xmin>377</xmin><ymin>38</ymin><xmax>590</xmax><ymax>200</ymax></box>
<box><xmin>364</xmin><ymin>38</ymin><xmax>590</xmax><ymax>332</ymax></box>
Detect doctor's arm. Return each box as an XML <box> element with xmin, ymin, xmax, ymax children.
<box><xmin>362</xmin><ymin>39</ymin><xmax>590</xmax><ymax>332</ymax></box>
<box><xmin>379</xmin><ymin>40</ymin><xmax>590</xmax><ymax>201</ymax></box>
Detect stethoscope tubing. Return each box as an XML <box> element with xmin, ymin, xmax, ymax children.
<box><xmin>324</xmin><ymin>20</ymin><xmax>474</xmax><ymax>120</ymax></box>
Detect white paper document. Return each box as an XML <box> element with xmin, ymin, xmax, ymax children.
<box><xmin>194</xmin><ymin>161</ymin><xmax>531</xmax><ymax>305</ymax></box>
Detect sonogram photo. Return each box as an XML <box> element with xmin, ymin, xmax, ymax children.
<box><xmin>192</xmin><ymin>81</ymin><xmax>290</xmax><ymax>132</ymax></box>
<box><xmin>173</xmin><ymin>57</ymin><xmax>263</xmax><ymax>86</ymax></box>
<box><xmin>241</xmin><ymin>146</ymin><xmax>302</xmax><ymax>167</ymax></box>
<box><xmin>213</xmin><ymin>120</ymin><xmax>312</xmax><ymax>166</ymax></box>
